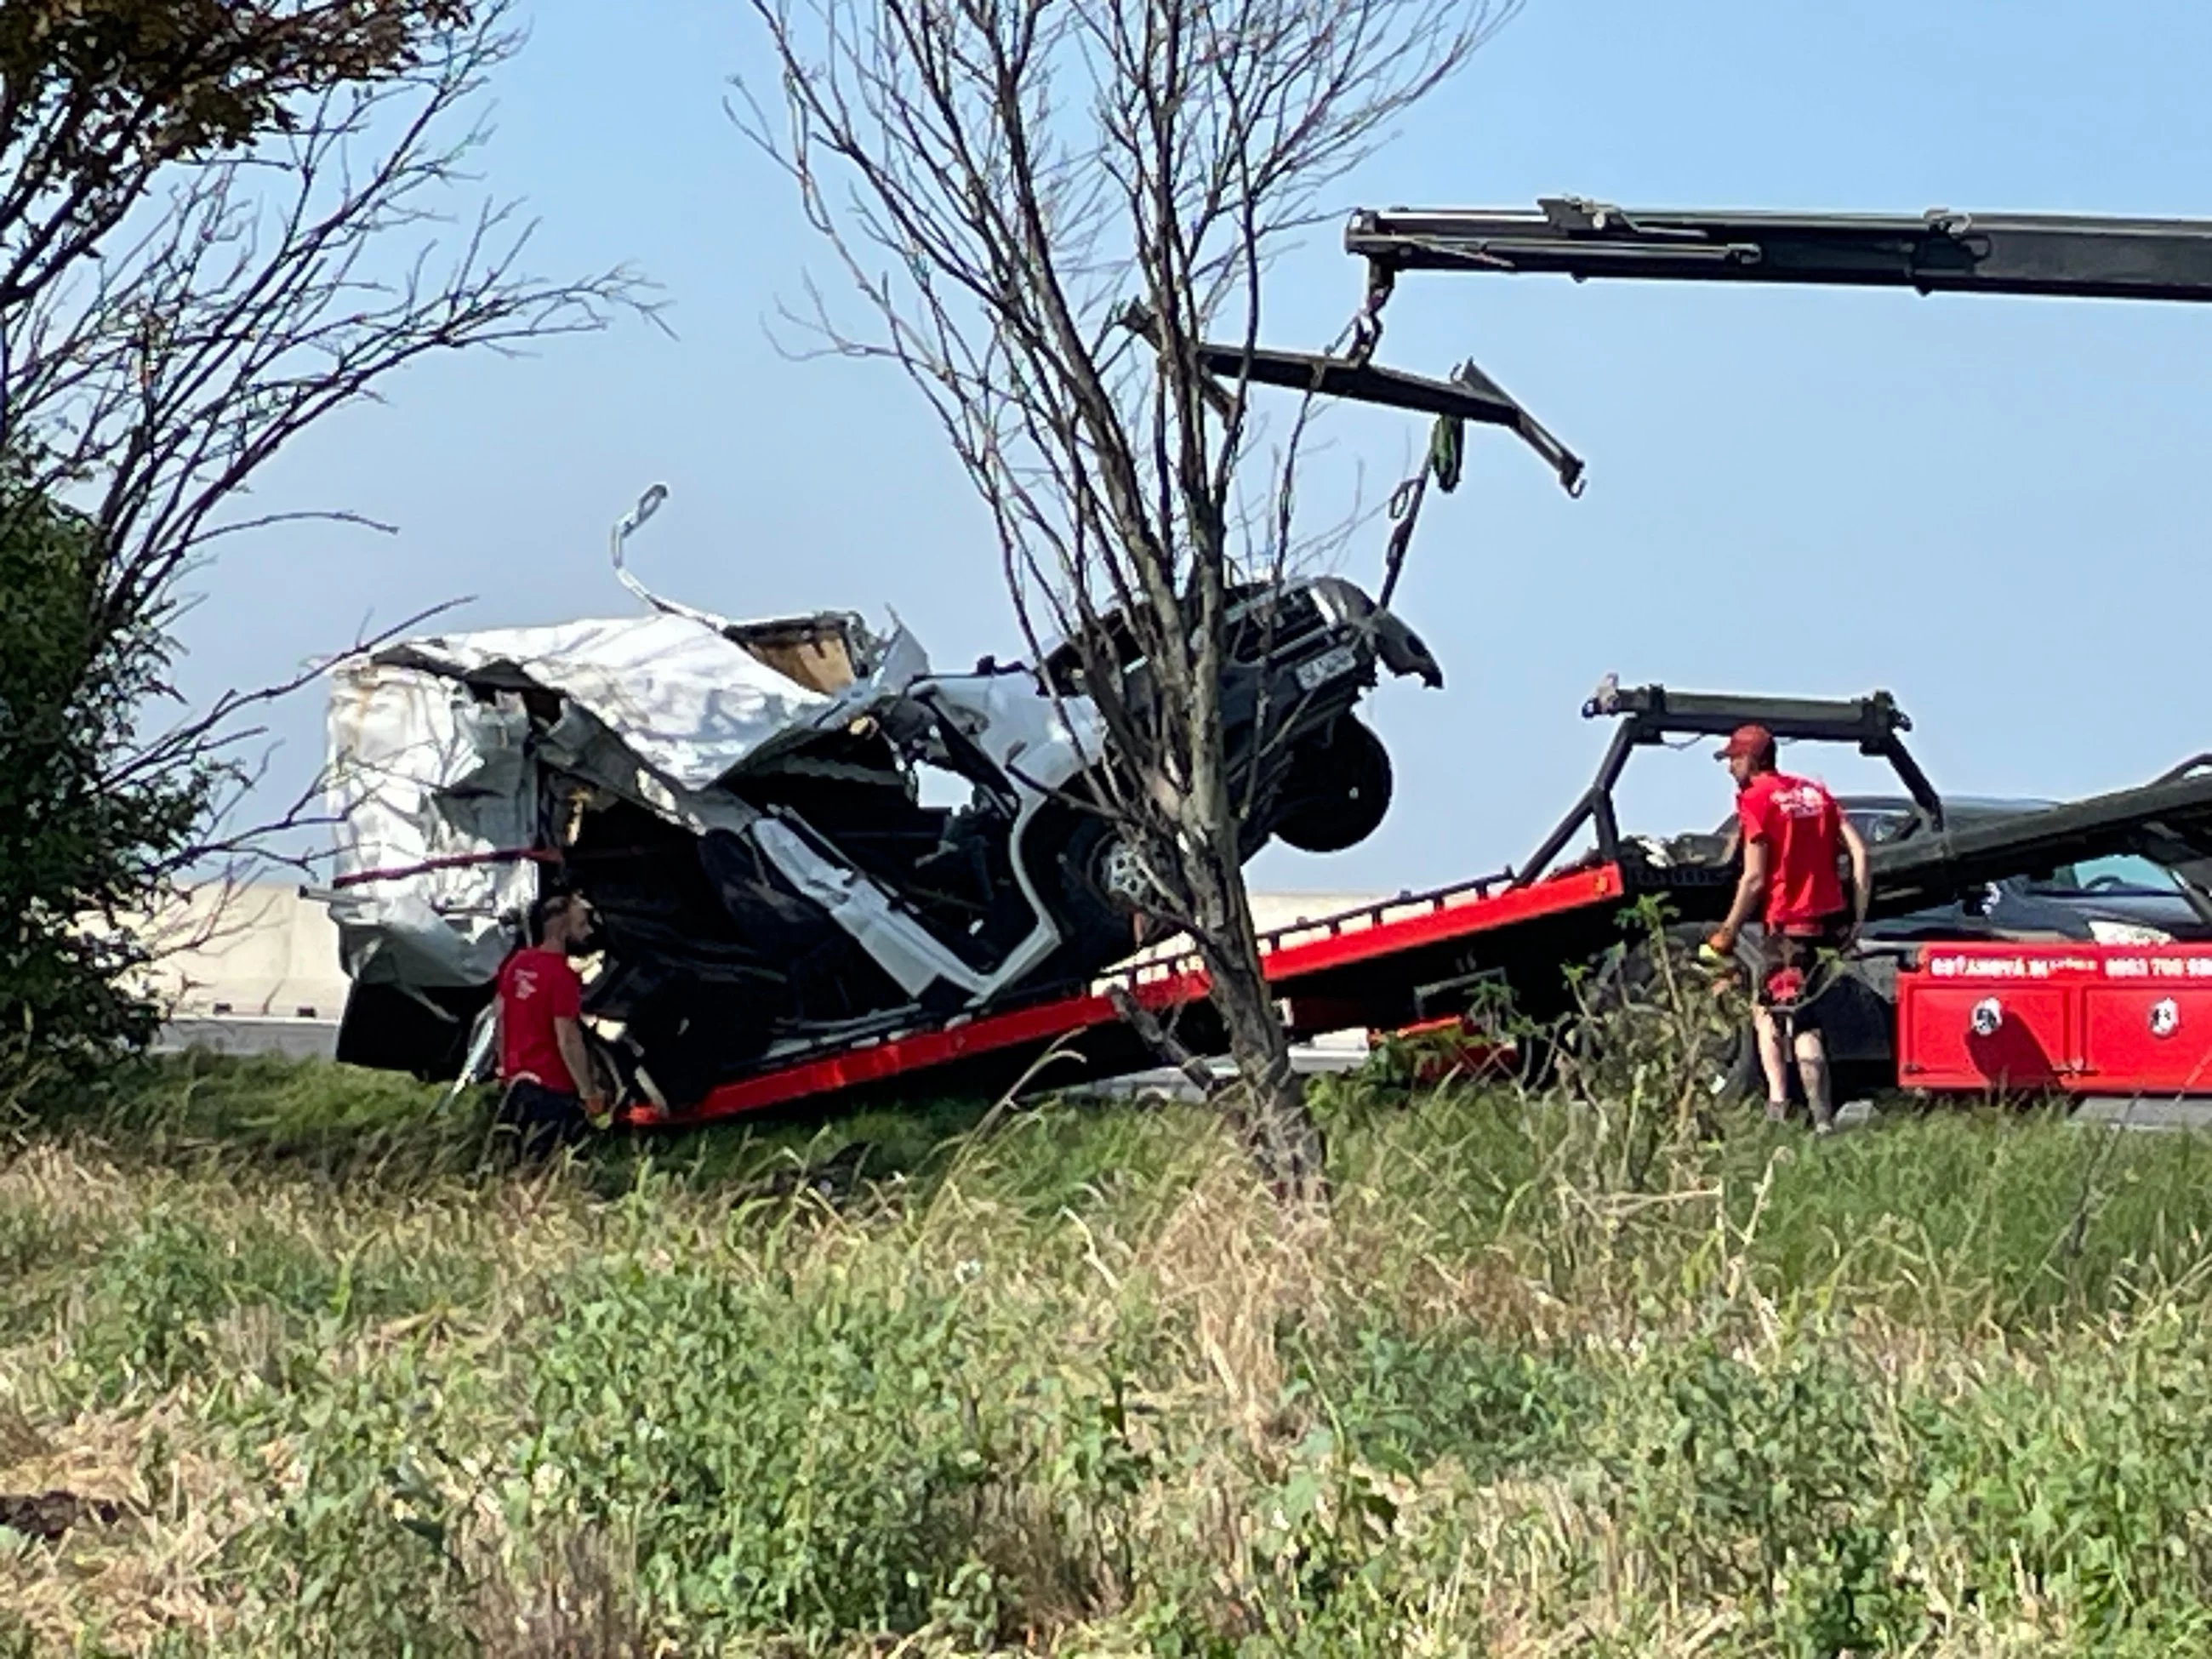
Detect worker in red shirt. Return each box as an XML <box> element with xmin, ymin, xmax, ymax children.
<box><xmin>494</xmin><ymin>891</ymin><xmax>607</xmax><ymax>1147</ymax></box>
<box><xmin>1707</xmin><ymin>725</ymin><xmax>1870</xmax><ymax>1133</ymax></box>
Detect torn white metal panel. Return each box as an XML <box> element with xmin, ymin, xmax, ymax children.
<box><xmin>533</xmin><ymin>703</ymin><xmax>761</xmax><ymax>838</ymax></box>
<box><xmin>751</xmin><ymin>819</ymin><xmax>986</xmax><ymax>996</ymax></box>
<box><xmin>324</xmin><ymin>658</ymin><xmax>538</xmax><ymax>987</ymax></box>
<box><xmin>373</xmin><ymin>613</ymin><xmax>944</xmax><ymax>797</ymax></box>
<box><xmin>928</xmin><ymin>671</ymin><xmax>1103</xmax><ymax>790</ymax></box>
<box><xmin>379</xmin><ymin>613</ymin><xmax>835</xmax><ymax>793</ymax></box>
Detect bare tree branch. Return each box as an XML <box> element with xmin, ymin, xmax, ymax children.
<box><xmin>0</xmin><ymin>0</ymin><xmax>655</xmax><ymax>1076</ymax></box>
<box><xmin>738</xmin><ymin>0</ymin><xmax>1516</xmax><ymax>1197</ymax></box>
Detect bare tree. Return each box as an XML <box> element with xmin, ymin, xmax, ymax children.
<box><xmin>738</xmin><ymin>0</ymin><xmax>1517</xmax><ymax>1196</ymax></box>
<box><xmin>0</xmin><ymin>1</ymin><xmax>649</xmax><ymax>1078</ymax></box>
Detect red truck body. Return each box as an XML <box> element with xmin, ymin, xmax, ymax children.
<box><xmin>1896</xmin><ymin>944</ymin><xmax>2212</xmax><ymax>1096</ymax></box>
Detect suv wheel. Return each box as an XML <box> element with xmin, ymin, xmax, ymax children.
<box><xmin>1028</xmin><ymin>815</ymin><xmax>1153</xmax><ymax>989</ymax></box>
<box><xmin>1274</xmin><ymin>718</ymin><xmax>1393</xmax><ymax>853</ymax></box>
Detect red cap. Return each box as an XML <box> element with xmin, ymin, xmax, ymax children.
<box><xmin>1716</xmin><ymin>723</ymin><xmax>1776</xmax><ymax>764</ymax></box>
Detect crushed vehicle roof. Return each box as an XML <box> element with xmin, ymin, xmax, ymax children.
<box><xmin>371</xmin><ymin>611</ymin><xmax>931</xmax><ymax>791</ymax></box>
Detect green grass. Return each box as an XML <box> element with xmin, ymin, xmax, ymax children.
<box><xmin>7</xmin><ymin>1047</ymin><xmax>2212</xmax><ymax>1653</ymax></box>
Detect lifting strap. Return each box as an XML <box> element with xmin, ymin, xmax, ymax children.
<box><xmin>1377</xmin><ymin>394</ymin><xmax>1466</xmax><ymax>608</ymax></box>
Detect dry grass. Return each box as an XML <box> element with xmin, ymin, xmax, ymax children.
<box><xmin>0</xmin><ymin>1393</ymin><xmax>258</xmax><ymax>1650</ymax></box>
<box><xmin>7</xmin><ymin>1046</ymin><xmax>2212</xmax><ymax>1653</ymax></box>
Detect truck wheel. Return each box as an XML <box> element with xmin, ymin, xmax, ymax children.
<box><xmin>1570</xmin><ymin>930</ymin><xmax>1759</xmax><ymax>1103</ymax></box>
<box><xmin>1706</xmin><ymin>1020</ymin><xmax>1765</xmax><ymax>1103</ymax></box>
<box><xmin>1029</xmin><ymin>815</ymin><xmax>1150</xmax><ymax>990</ymax></box>
<box><xmin>1274</xmin><ymin>718</ymin><xmax>1393</xmax><ymax>854</ymax></box>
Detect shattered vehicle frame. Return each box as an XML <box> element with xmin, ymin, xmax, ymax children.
<box><xmin>325</xmin><ymin>496</ymin><xmax>1442</xmax><ymax>1107</ymax></box>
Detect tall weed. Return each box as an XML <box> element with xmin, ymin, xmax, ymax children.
<box><xmin>12</xmin><ymin>956</ymin><xmax>2212</xmax><ymax>1654</ymax></box>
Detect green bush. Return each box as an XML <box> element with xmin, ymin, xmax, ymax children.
<box><xmin>0</xmin><ymin>461</ymin><xmax>210</xmax><ymax>1091</ymax></box>
<box><xmin>513</xmin><ymin>1251</ymin><xmax>1006</xmax><ymax>1645</ymax></box>
<box><xmin>1911</xmin><ymin>1306</ymin><xmax>2212</xmax><ymax>1645</ymax></box>
<box><xmin>1291</xmin><ymin>1323</ymin><xmax>1589</xmax><ymax>1483</ymax></box>
<box><xmin>1592</xmin><ymin>1335</ymin><xmax>1925</xmax><ymax>1656</ymax></box>
<box><xmin>213</xmin><ymin>1349</ymin><xmax>495</xmax><ymax>1656</ymax></box>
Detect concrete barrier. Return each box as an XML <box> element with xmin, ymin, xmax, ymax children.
<box><xmin>137</xmin><ymin>882</ymin><xmax>350</xmax><ymax>1021</ymax></box>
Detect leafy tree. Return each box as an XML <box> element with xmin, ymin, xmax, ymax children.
<box><xmin>0</xmin><ymin>456</ymin><xmax>197</xmax><ymax>1078</ymax></box>
<box><xmin>0</xmin><ymin>2</ymin><xmax>646</xmax><ymax>1082</ymax></box>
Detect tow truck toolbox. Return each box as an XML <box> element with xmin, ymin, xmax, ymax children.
<box><xmin>1897</xmin><ymin>943</ymin><xmax>2212</xmax><ymax>1096</ymax></box>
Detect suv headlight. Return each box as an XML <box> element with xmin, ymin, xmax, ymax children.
<box><xmin>2086</xmin><ymin>919</ymin><xmax>2173</xmax><ymax>947</ymax></box>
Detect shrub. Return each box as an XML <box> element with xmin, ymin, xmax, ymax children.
<box><xmin>512</xmin><ymin>1250</ymin><xmax>1006</xmax><ymax>1645</ymax></box>
<box><xmin>1591</xmin><ymin>1335</ymin><xmax>1925</xmax><ymax>1655</ymax></box>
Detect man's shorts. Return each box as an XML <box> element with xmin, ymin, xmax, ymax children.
<box><xmin>1758</xmin><ymin>916</ymin><xmax>1853</xmax><ymax>1018</ymax></box>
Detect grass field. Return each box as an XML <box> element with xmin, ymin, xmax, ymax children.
<box><xmin>7</xmin><ymin>1042</ymin><xmax>2212</xmax><ymax>1656</ymax></box>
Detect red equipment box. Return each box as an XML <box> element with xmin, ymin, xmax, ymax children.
<box><xmin>1896</xmin><ymin>944</ymin><xmax>2212</xmax><ymax>1095</ymax></box>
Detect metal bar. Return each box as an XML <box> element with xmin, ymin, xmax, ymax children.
<box><xmin>1516</xmin><ymin>790</ymin><xmax>1599</xmax><ymax>890</ymax></box>
<box><xmin>1592</xmin><ymin>790</ymin><xmax>1622</xmax><ymax>864</ymax></box>
<box><xmin>1878</xmin><ymin>734</ymin><xmax>1947</xmax><ymax>829</ymax></box>
<box><xmin>1200</xmin><ymin>343</ymin><xmax>1584</xmax><ymax>493</ymax></box>
<box><xmin>1516</xmin><ymin>718</ymin><xmax>1640</xmax><ymax>887</ymax></box>
<box><xmin>331</xmin><ymin>847</ymin><xmax>559</xmax><ymax>889</ymax></box>
<box><xmin>1118</xmin><ymin>305</ymin><xmax>1585</xmax><ymax>493</ymax></box>
<box><xmin>1868</xmin><ymin>771</ymin><xmax>2212</xmax><ymax>918</ymax></box>
<box><xmin>1588</xmin><ymin>681</ymin><xmax>1913</xmax><ymax>746</ymax></box>
<box><xmin>1521</xmin><ymin>681</ymin><xmax>1936</xmax><ymax>888</ymax></box>
<box><xmin>1347</xmin><ymin>200</ymin><xmax>2212</xmax><ymax>303</ymax></box>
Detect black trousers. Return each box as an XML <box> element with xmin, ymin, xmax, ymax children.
<box><xmin>496</xmin><ymin>1079</ymin><xmax>586</xmax><ymax>1157</ymax></box>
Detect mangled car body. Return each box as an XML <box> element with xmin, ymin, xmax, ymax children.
<box><xmin>327</xmin><ymin>574</ymin><xmax>1440</xmax><ymax>1107</ymax></box>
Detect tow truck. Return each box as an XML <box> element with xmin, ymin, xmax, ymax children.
<box><xmin>311</xmin><ymin>197</ymin><xmax>2195</xmax><ymax>1126</ymax></box>
<box><xmin>624</xmin><ymin>681</ymin><xmax>2212</xmax><ymax>1126</ymax></box>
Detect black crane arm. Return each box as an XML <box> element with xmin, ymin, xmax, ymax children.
<box><xmin>1346</xmin><ymin>198</ymin><xmax>2212</xmax><ymax>303</ymax></box>
<box><xmin>1116</xmin><ymin>300</ymin><xmax>1586</xmax><ymax>493</ymax></box>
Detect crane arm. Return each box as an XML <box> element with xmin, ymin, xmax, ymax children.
<box><xmin>1346</xmin><ymin>198</ymin><xmax>2212</xmax><ymax>303</ymax></box>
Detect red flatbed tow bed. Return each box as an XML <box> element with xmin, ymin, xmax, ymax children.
<box><xmin>617</xmin><ymin>681</ymin><xmax>2212</xmax><ymax>1128</ymax></box>
<box><xmin>624</xmin><ymin>863</ymin><xmax>1628</xmax><ymax>1126</ymax></box>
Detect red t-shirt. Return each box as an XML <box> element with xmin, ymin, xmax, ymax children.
<box><xmin>1736</xmin><ymin>771</ymin><xmax>1846</xmax><ymax>932</ymax></box>
<box><xmin>496</xmin><ymin>946</ymin><xmax>582</xmax><ymax>1092</ymax></box>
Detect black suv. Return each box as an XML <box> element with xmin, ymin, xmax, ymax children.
<box><xmin>1843</xmin><ymin>795</ymin><xmax>2212</xmax><ymax>947</ymax></box>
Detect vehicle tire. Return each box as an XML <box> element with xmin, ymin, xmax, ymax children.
<box><xmin>1033</xmin><ymin>814</ymin><xmax>1150</xmax><ymax>989</ymax></box>
<box><xmin>1570</xmin><ymin>929</ymin><xmax>1760</xmax><ymax>1103</ymax></box>
<box><xmin>1706</xmin><ymin>1018</ymin><xmax>1766</xmax><ymax>1103</ymax></box>
<box><xmin>1274</xmin><ymin>718</ymin><xmax>1393</xmax><ymax>854</ymax></box>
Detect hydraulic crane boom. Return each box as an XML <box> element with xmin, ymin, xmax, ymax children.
<box><xmin>1344</xmin><ymin>199</ymin><xmax>2212</xmax><ymax>303</ymax></box>
<box><xmin>1172</xmin><ymin>199</ymin><xmax>2212</xmax><ymax>520</ymax></box>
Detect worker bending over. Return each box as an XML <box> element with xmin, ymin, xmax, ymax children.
<box><xmin>495</xmin><ymin>892</ymin><xmax>608</xmax><ymax>1148</ymax></box>
<box><xmin>1707</xmin><ymin>724</ymin><xmax>1870</xmax><ymax>1133</ymax></box>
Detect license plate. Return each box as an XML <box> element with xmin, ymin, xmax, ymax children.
<box><xmin>1294</xmin><ymin>644</ymin><xmax>1359</xmax><ymax>693</ymax></box>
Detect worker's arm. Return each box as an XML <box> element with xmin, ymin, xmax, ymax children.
<box><xmin>1712</xmin><ymin>838</ymin><xmax>1770</xmax><ymax>953</ymax></box>
<box><xmin>553</xmin><ymin>1015</ymin><xmax>606</xmax><ymax>1120</ymax></box>
<box><xmin>1839</xmin><ymin>816</ymin><xmax>1872</xmax><ymax>941</ymax></box>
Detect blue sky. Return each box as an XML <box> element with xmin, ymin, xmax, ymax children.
<box><xmin>185</xmin><ymin>0</ymin><xmax>2212</xmax><ymax>893</ymax></box>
